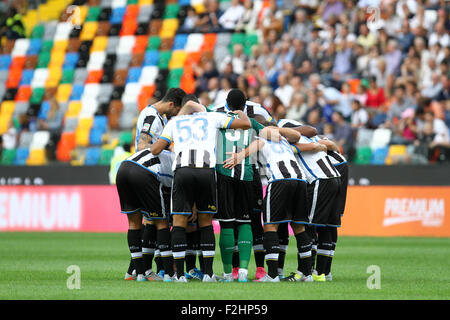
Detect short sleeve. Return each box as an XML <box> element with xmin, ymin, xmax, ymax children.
<box><xmin>141</xmin><ymin>115</ymin><xmax>159</xmax><ymax>137</ymax></box>
<box><xmin>160</xmin><ymin>120</ymin><xmax>174</xmax><ymax>144</ymax></box>
<box><xmin>209</xmin><ymin>112</ymin><xmax>234</xmax><ymax>129</ymax></box>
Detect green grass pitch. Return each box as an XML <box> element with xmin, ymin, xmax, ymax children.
<box><xmin>0</xmin><ymin>232</ymin><xmax>449</xmax><ymax>300</ymax></box>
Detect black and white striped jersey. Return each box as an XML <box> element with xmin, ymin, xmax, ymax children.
<box><xmin>125</xmin><ymin>148</ymin><xmax>161</xmax><ymax>176</ymax></box>
<box><xmin>258</xmin><ymin>137</ymin><xmax>306</xmax><ymax>183</ymax></box>
<box><xmin>160</xmin><ymin>112</ymin><xmax>235</xmax><ymax>171</ymax></box>
<box><xmin>158</xmin><ymin>150</ymin><xmax>174</xmax><ymax>187</ymax></box>
<box><xmin>211</xmin><ymin>100</ymin><xmax>274</xmax><ymax>123</ymax></box>
<box><xmin>277</xmin><ymin>118</ymin><xmax>305</xmax><ymax>128</ymax></box>
<box><xmin>310</xmin><ymin>136</ymin><xmax>347</xmax><ymax>166</ymax></box>
<box><xmin>293</xmin><ymin>136</ymin><xmax>341</xmax><ymax>183</ymax></box>
<box><xmin>135</xmin><ymin>105</ymin><xmax>166</xmax><ymax>150</ymax></box>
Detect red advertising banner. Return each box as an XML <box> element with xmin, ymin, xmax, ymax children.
<box><xmin>0</xmin><ymin>185</ymin><xmax>448</xmax><ymax>237</ymax></box>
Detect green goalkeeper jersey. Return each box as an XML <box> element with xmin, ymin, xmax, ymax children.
<box><xmin>208</xmin><ymin>107</ymin><xmax>264</xmax><ymax>181</ymax></box>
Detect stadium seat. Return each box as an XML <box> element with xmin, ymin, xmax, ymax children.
<box><xmin>354</xmin><ymin>146</ymin><xmax>372</xmax><ymax>165</ymax></box>
<box><xmin>385</xmin><ymin>145</ymin><xmax>407</xmax><ymax>165</ymax></box>
<box><xmin>132</xmin><ymin>35</ymin><xmax>148</xmax><ymax>53</ymax></box>
<box><xmin>130</xmin><ymin>52</ymin><xmax>145</xmax><ymax>67</ymax></box>
<box><xmin>98</xmin><ymin>148</ymin><xmax>114</xmax><ymax>165</ymax></box>
<box><xmin>119</xmin><ymin>131</ymin><xmax>133</xmax><ymax>145</ymax></box>
<box><xmin>56</xmin><ymin>84</ymin><xmax>72</xmax><ymax>102</ymax></box>
<box><xmin>110</xmin><ymin>6</ymin><xmax>126</xmax><ymax>24</ymax></box>
<box><xmin>356</xmin><ymin>128</ymin><xmax>374</xmax><ymax>148</ymax></box>
<box><xmin>143</xmin><ymin>50</ymin><xmax>159</xmax><ymax>66</ymax></box>
<box><xmin>29</xmin><ymin>87</ymin><xmax>45</xmax><ymax>105</ymax></box>
<box><xmin>158</xmin><ymin>51</ymin><xmax>172</xmax><ymax>69</ymax></box>
<box><xmin>86</xmin><ymin>6</ymin><xmax>102</xmax><ymax>22</ymax></box>
<box><xmin>1</xmin><ymin>101</ymin><xmax>15</xmax><ymax>116</ymax></box>
<box><xmin>126</xmin><ymin>67</ymin><xmax>142</xmax><ymax>83</ymax></box>
<box><xmin>14</xmin><ymin>148</ymin><xmax>30</xmax><ymax>165</ymax></box>
<box><xmin>85</xmin><ymin>70</ymin><xmax>103</xmax><ymax>83</ymax></box>
<box><xmin>0</xmin><ymin>55</ymin><xmax>12</xmax><ymax>70</ymax></box>
<box><xmin>15</xmin><ymin>86</ymin><xmax>32</xmax><ymax>102</ymax></box>
<box><xmin>31</xmin><ymin>68</ymin><xmax>49</xmax><ymax>88</ymax></box>
<box><xmin>66</xmin><ymin>101</ymin><xmax>82</xmax><ymax>118</ymax></box>
<box><xmin>11</xmin><ymin>38</ymin><xmax>30</xmax><ymax>57</ymax></box>
<box><xmin>80</xmin><ymin>21</ymin><xmax>99</xmax><ymax>41</ymax></box>
<box><xmin>89</xmin><ymin>128</ymin><xmax>104</xmax><ymax>145</ymax></box>
<box><xmin>371</xmin><ymin>147</ymin><xmax>389</xmax><ymax>165</ymax></box>
<box><xmin>30</xmin><ymin>131</ymin><xmax>50</xmax><ymax>150</ymax></box>
<box><xmin>84</xmin><ymin>147</ymin><xmax>102</xmax><ymax>165</ymax></box>
<box><xmin>70</xmin><ymin>84</ymin><xmax>85</xmax><ymax>100</ymax></box>
<box><xmin>370</xmin><ymin>128</ymin><xmax>392</xmax><ymax>150</ymax></box>
<box><xmin>91</xmin><ymin>36</ymin><xmax>109</xmax><ymax>53</ymax></box>
<box><xmin>1</xmin><ymin>149</ymin><xmax>16</xmax><ymax>165</ymax></box>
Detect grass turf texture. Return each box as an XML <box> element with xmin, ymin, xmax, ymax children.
<box><xmin>0</xmin><ymin>233</ymin><xmax>449</xmax><ymax>300</ymax></box>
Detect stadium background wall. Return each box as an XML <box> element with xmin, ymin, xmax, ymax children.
<box><xmin>0</xmin><ymin>165</ymin><xmax>448</xmax><ymax>237</ymax></box>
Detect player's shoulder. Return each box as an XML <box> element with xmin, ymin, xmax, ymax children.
<box><xmin>277</xmin><ymin>118</ymin><xmax>303</xmax><ymax>128</ymax></box>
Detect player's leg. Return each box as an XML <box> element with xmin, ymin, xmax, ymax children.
<box><xmin>250</xmin><ymin>168</ymin><xmax>266</xmax><ymax>280</ymax></box>
<box><xmin>216</xmin><ymin>173</ymin><xmax>236</xmax><ymax>281</ymax></box>
<box><xmin>235</xmin><ymin>180</ymin><xmax>254</xmax><ymax>282</ymax></box>
<box><xmin>170</xmin><ymin>168</ymin><xmax>195</xmax><ymax>282</ymax></box>
<box><xmin>231</xmin><ymin>224</ymin><xmax>239</xmax><ymax>280</ymax></box>
<box><xmin>185</xmin><ymin>221</ymin><xmax>202</xmax><ymax>280</ymax></box>
<box><xmin>116</xmin><ymin>161</ymin><xmax>146</xmax><ymax>281</ymax></box>
<box><xmin>195</xmin><ymin>168</ymin><xmax>219</xmax><ymax>282</ymax></box>
<box><xmin>326</xmin><ymin>226</ymin><xmax>338</xmax><ymax>280</ymax></box>
<box><xmin>313</xmin><ymin>179</ymin><xmax>340</xmax><ymax>280</ymax></box>
<box><xmin>141</xmin><ymin>220</ymin><xmax>157</xmax><ymax>276</ymax></box>
<box><xmin>277</xmin><ymin>222</ymin><xmax>289</xmax><ymax>279</ymax></box>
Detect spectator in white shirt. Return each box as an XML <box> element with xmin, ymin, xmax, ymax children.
<box><xmin>351</xmin><ymin>100</ymin><xmax>369</xmax><ymax>129</ymax></box>
<box><xmin>219</xmin><ymin>0</ymin><xmax>245</xmax><ymax>30</ymax></box>
<box><xmin>274</xmin><ymin>73</ymin><xmax>294</xmax><ymax>107</ymax></box>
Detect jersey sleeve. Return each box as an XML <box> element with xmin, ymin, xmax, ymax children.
<box><xmin>160</xmin><ymin>120</ymin><xmax>174</xmax><ymax>144</ymax></box>
<box><xmin>251</xmin><ymin>118</ymin><xmax>265</xmax><ymax>134</ymax></box>
<box><xmin>140</xmin><ymin>114</ymin><xmax>160</xmax><ymax>138</ymax></box>
<box><xmin>209</xmin><ymin>112</ymin><xmax>235</xmax><ymax>129</ymax></box>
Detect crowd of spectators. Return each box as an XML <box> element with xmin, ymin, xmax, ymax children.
<box><xmin>181</xmin><ymin>0</ymin><xmax>450</xmax><ymax>164</ymax></box>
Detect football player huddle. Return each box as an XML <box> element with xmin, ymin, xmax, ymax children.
<box><xmin>116</xmin><ymin>87</ymin><xmax>348</xmax><ymax>283</ymax></box>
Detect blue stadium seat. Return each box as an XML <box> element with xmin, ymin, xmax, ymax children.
<box><xmin>27</xmin><ymin>39</ymin><xmax>42</xmax><ymax>55</ymax></box>
<box><xmin>173</xmin><ymin>34</ymin><xmax>188</xmax><ymax>50</ymax></box>
<box><xmin>70</xmin><ymin>84</ymin><xmax>84</xmax><ymax>101</ymax></box>
<box><xmin>63</xmin><ymin>53</ymin><xmax>79</xmax><ymax>70</ymax></box>
<box><xmin>110</xmin><ymin>7</ymin><xmax>126</xmax><ymax>24</ymax></box>
<box><xmin>93</xmin><ymin>115</ymin><xmax>108</xmax><ymax>133</ymax></box>
<box><xmin>179</xmin><ymin>0</ymin><xmax>190</xmax><ymax>6</ymax></box>
<box><xmin>143</xmin><ymin>50</ymin><xmax>159</xmax><ymax>66</ymax></box>
<box><xmin>38</xmin><ymin>101</ymin><xmax>50</xmax><ymax>120</ymax></box>
<box><xmin>89</xmin><ymin>128</ymin><xmax>103</xmax><ymax>146</ymax></box>
<box><xmin>371</xmin><ymin>147</ymin><xmax>389</xmax><ymax>165</ymax></box>
<box><xmin>14</xmin><ymin>148</ymin><xmax>29</xmax><ymax>165</ymax></box>
<box><xmin>0</xmin><ymin>55</ymin><xmax>12</xmax><ymax>70</ymax></box>
<box><xmin>20</xmin><ymin>70</ymin><xmax>34</xmax><ymax>86</ymax></box>
<box><xmin>126</xmin><ymin>67</ymin><xmax>142</xmax><ymax>83</ymax></box>
<box><xmin>84</xmin><ymin>147</ymin><xmax>101</xmax><ymax>165</ymax></box>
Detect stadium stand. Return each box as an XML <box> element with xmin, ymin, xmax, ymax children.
<box><xmin>0</xmin><ymin>0</ymin><xmax>449</xmax><ymax>166</ymax></box>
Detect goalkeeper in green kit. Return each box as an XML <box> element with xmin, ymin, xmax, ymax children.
<box><xmin>210</xmin><ymin>89</ymin><xmax>265</xmax><ymax>282</ymax></box>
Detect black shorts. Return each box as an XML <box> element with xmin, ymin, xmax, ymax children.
<box><xmin>252</xmin><ymin>166</ymin><xmax>264</xmax><ymax>212</ymax></box>
<box><xmin>171</xmin><ymin>167</ymin><xmax>217</xmax><ymax>216</ymax></box>
<box><xmin>334</xmin><ymin>163</ymin><xmax>348</xmax><ymax>217</ymax></box>
<box><xmin>307</xmin><ymin>178</ymin><xmax>340</xmax><ymax>227</ymax></box>
<box><xmin>116</xmin><ymin>160</ymin><xmax>164</xmax><ymax>219</ymax></box>
<box><xmin>216</xmin><ymin>173</ymin><xmax>253</xmax><ymax>223</ymax></box>
<box><xmin>263</xmin><ymin>179</ymin><xmax>308</xmax><ymax>225</ymax></box>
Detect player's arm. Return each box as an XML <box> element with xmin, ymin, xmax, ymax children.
<box><xmin>228</xmin><ymin>110</ymin><xmax>251</xmax><ymax>130</ymax></box>
<box><xmin>137</xmin><ymin>132</ymin><xmax>152</xmax><ymax>151</ymax></box>
<box><xmin>278</xmin><ymin>127</ymin><xmax>301</xmax><ymax>143</ymax></box>
<box><xmin>223</xmin><ymin>139</ymin><xmax>265</xmax><ymax>169</ymax></box>
<box><xmin>293</xmin><ymin>141</ymin><xmax>327</xmax><ymax>153</ymax></box>
<box><xmin>177</xmin><ymin>100</ymin><xmax>206</xmax><ymax>115</ymax></box>
<box><xmin>294</xmin><ymin>125</ymin><xmax>318</xmax><ymax>138</ymax></box>
<box><xmin>151</xmin><ymin>138</ymin><xmax>169</xmax><ymax>155</ymax></box>
<box><xmin>317</xmin><ymin>138</ymin><xmax>340</xmax><ymax>153</ymax></box>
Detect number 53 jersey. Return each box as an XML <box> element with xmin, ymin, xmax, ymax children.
<box><xmin>160</xmin><ymin>112</ymin><xmax>234</xmax><ymax>171</ymax></box>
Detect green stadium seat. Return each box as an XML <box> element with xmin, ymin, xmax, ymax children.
<box><xmin>37</xmin><ymin>51</ymin><xmax>51</xmax><ymax>68</ymax></box>
<box><xmin>1</xmin><ymin>149</ymin><xmax>16</xmax><ymax>165</ymax></box>
<box><xmin>354</xmin><ymin>146</ymin><xmax>372</xmax><ymax>165</ymax></box>
<box><xmin>31</xmin><ymin>24</ymin><xmax>45</xmax><ymax>39</ymax></box>
<box><xmin>98</xmin><ymin>148</ymin><xmax>114</xmax><ymax>165</ymax></box>
<box><xmin>164</xmin><ymin>4</ymin><xmax>180</xmax><ymax>19</ymax></box>
<box><xmin>86</xmin><ymin>6</ymin><xmax>101</xmax><ymax>22</ymax></box>
<box><xmin>41</xmin><ymin>40</ymin><xmax>54</xmax><ymax>53</ymax></box>
<box><xmin>158</xmin><ymin>51</ymin><xmax>172</xmax><ymax>69</ymax></box>
<box><xmin>119</xmin><ymin>131</ymin><xmax>133</xmax><ymax>145</ymax></box>
<box><xmin>60</xmin><ymin>69</ymin><xmax>75</xmax><ymax>84</ymax></box>
<box><xmin>30</xmin><ymin>88</ymin><xmax>45</xmax><ymax>105</ymax></box>
<box><xmin>147</xmin><ymin>36</ymin><xmax>161</xmax><ymax>50</ymax></box>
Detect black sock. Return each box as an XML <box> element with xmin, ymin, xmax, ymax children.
<box><xmin>200</xmin><ymin>225</ymin><xmax>215</xmax><ymax>277</ymax></box>
<box><xmin>263</xmin><ymin>231</ymin><xmax>279</xmax><ymax>279</ymax></box>
<box><xmin>194</xmin><ymin>229</ymin><xmax>204</xmax><ymax>272</ymax></box>
<box><xmin>251</xmin><ymin>210</ymin><xmax>265</xmax><ymax>268</ymax></box>
<box><xmin>326</xmin><ymin>227</ymin><xmax>338</xmax><ymax>275</ymax></box>
<box><xmin>316</xmin><ymin>227</ymin><xmax>333</xmax><ymax>275</ymax></box>
<box><xmin>306</xmin><ymin>225</ymin><xmax>317</xmax><ymax>272</ymax></box>
<box><xmin>295</xmin><ymin>231</ymin><xmax>312</xmax><ymax>276</ymax></box>
<box><xmin>142</xmin><ymin>224</ymin><xmax>157</xmax><ymax>272</ymax></box>
<box><xmin>171</xmin><ymin>226</ymin><xmax>187</xmax><ymax>278</ymax></box>
<box><xmin>157</xmin><ymin>227</ymin><xmax>174</xmax><ymax>277</ymax></box>
<box><xmin>277</xmin><ymin>223</ymin><xmax>289</xmax><ymax>274</ymax></box>
<box><xmin>186</xmin><ymin>231</ymin><xmax>196</xmax><ymax>272</ymax></box>
<box><xmin>127</xmin><ymin>258</ymin><xmax>134</xmax><ymax>274</ymax></box>
<box><xmin>128</xmin><ymin>229</ymin><xmax>144</xmax><ymax>275</ymax></box>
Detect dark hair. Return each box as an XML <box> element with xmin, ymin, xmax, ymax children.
<box><xmin>226</xmin><ymin>89</ymin><xmax>247</xmax><ymax>111</ymax></box>
<box><xmin>122</xmin><ymin>143</ymin><xmax>131</xmax><ymax>153</ymax></box>
<box><xmin>396</xmin><ymin>84</ymin><xmax>406</xmax><ymax>91</ymax></box>
<box><xmin>182</xmin><ymin>94</ymin><xmax>199</xmax><ymax>106</ymax></box>
<box><xmin>161</xmin><ymin>88</ymin><xmax>186</xmax><ymax>107</ymax></box>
